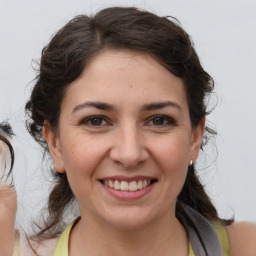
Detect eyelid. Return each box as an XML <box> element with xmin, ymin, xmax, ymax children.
<box><xmin>78</xmin><ymin>114</ymin><xmax>176</xmax><ymax>128</ymax></box>
<box><xmin>144</xmin><ymin>114</ymin><xmax>176</xmax><ymax>126</ymax></box>
<box><xmin>80</xmin><ymin>115</ymin><xmax>112</xmax><ymax>127</ymax></box>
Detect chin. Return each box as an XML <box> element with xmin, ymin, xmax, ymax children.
<box><xmin>102</xmin><ymin>207</ymin><xmax>163</xmax><ymax>231</ymax></box>
<box><xmin>107</xmin><ymin>217</ymin><xmax>151</xmax><ymax>231</ymax></box>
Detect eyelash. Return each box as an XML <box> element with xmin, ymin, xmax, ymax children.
<box><xmin>80</xmin><ymin>114</ymin><xmax>176</xmax><ymax>128</ymax></box>
<box><xmin>145</xmin><ymin>115</ymin><xmax>176</xmax><ymax>127</ymax></box>
<box><xmin>80</xmin><ymin>115</ymin><xmax>110</xmax><ymax>127</ymax></box>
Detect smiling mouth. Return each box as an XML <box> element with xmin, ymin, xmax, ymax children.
<box><xmin>100</xmin><ymin>179</ymin><xmax>157</xmax><ymax>192</ymax></box>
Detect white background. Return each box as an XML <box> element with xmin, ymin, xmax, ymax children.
<box><xmin>0</xmin><ymin>0</ymin><xmax>255</xmax><ymax>231</ymax></box>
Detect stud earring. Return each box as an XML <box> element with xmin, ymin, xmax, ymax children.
<box><xmin>190</xmin><ymin>160</ymin><xmax>193</xmax><ymax>166</ymax></box>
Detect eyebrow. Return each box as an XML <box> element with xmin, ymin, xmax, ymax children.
<box><xmin>72</xmin><ymin>100</ymin><xmax>182</xmax><ymax>113</ymax></box>
<box><xmin>72</xmin><ymin>101</ymin><xmax>115</xmax><ymax>113</ymax></box>
<box><xmin>141</xmin><ymin>101</ymin><xmax>182</xmax><ymax>111</ymax></box>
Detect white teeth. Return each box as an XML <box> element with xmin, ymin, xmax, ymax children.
<box><xmin>120</xmin><ymin>181</ymin><xmax>129</xmax><ymax>191</ymax></box>
<box><xmin>114</xmin><ymin>180</ymin><xmax>120</xmax><ymax>190</ymax></box>
<box><xmin>103</xmin><ymin>179</ymin><xmax>153</xmax><ymax>191</ymax></box>
<box><xmin>137</xmin><ymin>180</ymin><xmax>143</xmax><ymax>190</ymax></box>
<box><xmin>109</xmin><ymin>180</ymin><xmax>114</xmax><ymax>188</ymax></box>
<box><xmin>129</xmin><ymin>181</ymin><xmax>137</xmax><ymax>192</ymax></box>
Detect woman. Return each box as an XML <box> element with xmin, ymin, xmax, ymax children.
<box><xmin>18</xmin><ymin>6</ymin><xmax>256</xmax><ymax>255</ymax></box>
<box><xmin>0</xmin><ymin>122</ymin><xmax>17</xmax><ymax>256</ymax></box>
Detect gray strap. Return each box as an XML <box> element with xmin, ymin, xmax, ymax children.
<box><xmin>181</xmin><ymin>203</ymin><xmax>223</xmax><ymax>256</ymax></box>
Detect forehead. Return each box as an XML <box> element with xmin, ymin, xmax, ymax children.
<box><xmin>83</xmin><ymin>50</ymin><xmax>179</xmax><ymax>86</ymax></box>
<box><xmin>62</xmin><ymin>49</ymin><xmax>188</xmax><ymax>108</ymax></box>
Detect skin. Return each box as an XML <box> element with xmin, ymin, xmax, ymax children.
<box><xmin>0</xmin><ymin>139</ymin><xmax>16</xmax><ymax>256</ymax></box>
<box><xmin>227</xmin><ymin>223</ymin><xmax>256</xmax><ymax>256</ymax></box>
<box><xmin>0</xmin><ymin>183</ymin><xmax>16</xmax><ymax>256</ymax></box>
<box><xmin>44</xmin><ymin>49</ymin><xmax>204</xmax><ymax>255</ymax></box>
<box><xmin>0</xmin><ymin>140</ymin><xmax>9</xmax><ymax>175</ymax></box>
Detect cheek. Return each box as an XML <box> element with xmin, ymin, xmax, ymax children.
<box><xmin>152</xmin><ymin>133</ymin><xmax>190</xmax><ymax>168</ymax></box>
<box><xmin>60</xmin><ymin>139</ymin><xmax>107</xmax><ymax>204</ymax></box>
<box><xmin>150</xmin><ymin>135</ymin><xmax>190</xmax><ymax>187</ymax></box>
<box><xmin>60</xmin><ymin>135</ymin><xmax>108</xmax><ymax>179</ymax></box>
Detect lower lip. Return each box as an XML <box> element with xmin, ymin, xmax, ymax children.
<box><xmin>101</xmin><ymin>182</ymin><xmax>156</xmax><ymax>200</ymax></box>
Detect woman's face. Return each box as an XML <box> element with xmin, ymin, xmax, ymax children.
<box><xmin>44</xmin><ymin>50</ymin><xmax>204</xmax><ymax>230</ymax></box>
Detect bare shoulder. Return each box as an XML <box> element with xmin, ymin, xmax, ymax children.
<box><xmin>227</xmin><ymin>222</ymin><xmax>256</xmax><ymax>256</ymax></box>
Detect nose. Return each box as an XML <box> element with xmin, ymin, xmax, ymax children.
<box><xmin>109</xmin><ymin>125</ymin><xmax>149</xmax><ymax>168</ymax></box>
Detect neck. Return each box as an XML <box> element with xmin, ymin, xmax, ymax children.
<box><xmin>69</xmin><ymin>210</ymin><xmax>188</xmax><ymax>256</ymax></box>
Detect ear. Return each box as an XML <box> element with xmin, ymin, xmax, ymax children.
<box><xmin>43</xmin><ymin>122</ymin><xmax>65</xmax><ymax>173</ymax></box>
<box><xmin>189</xmin><ymin>117</ymin><xmax>205</xmax><ymax>164</ymax></box>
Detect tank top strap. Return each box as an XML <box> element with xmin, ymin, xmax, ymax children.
<box><xmin>188</xmin><ymin>224</ymin><xmax>229</xmax><ymax>256</ymax></box>
<box><xmin>212</xmin><ymin>224</ymin><xmax>230</xmax><ymax>255</ymax></box>
<box><xmin>53</xmin><ymin>222</ymin><xmax>74</xmax><ymax>256</ymax></box>
<box><xmin>12</xmin><ymin>230</ymin><xmax>20</xmax><ymax>256</ymax></box>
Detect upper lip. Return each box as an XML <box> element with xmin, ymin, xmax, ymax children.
<box><xmin>99</xmin><ymin>175</ymin><xmax>158</xmax><ymax>182</ymax></box>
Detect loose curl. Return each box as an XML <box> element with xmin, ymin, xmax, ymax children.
<box><xmin>0</xmin><ymin>122</ymin><xmax>15</xmax><ymax>181</ymax></box>
<box><xmin>25</xmin><ymin>7</ymin><xmax>232</xmax><ymax>239</ymax></box>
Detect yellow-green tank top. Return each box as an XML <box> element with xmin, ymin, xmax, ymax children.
<box><xmin>53</xmin><ymin>222</ymin><xmax>229</xmax><ymax>256</ymax></box>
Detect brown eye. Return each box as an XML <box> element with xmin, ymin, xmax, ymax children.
<box><xmin>80</xmin><ymin>115</ymin><xmax>110</xmax><ymax>127</ymax></box>
<box><xmin>90</xmin><ymin>117</ymin><xmax>103</xmax><ymax>126</ymax></box>
<box><xmin>152</xmin><ymin>116</ymin><xmax>165</xmax><ymax>125</ymax></box>
<box><xmin>145</xmin><ymin>115</ymin><xmax>176</xmax><ymax>127</ymax></box>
